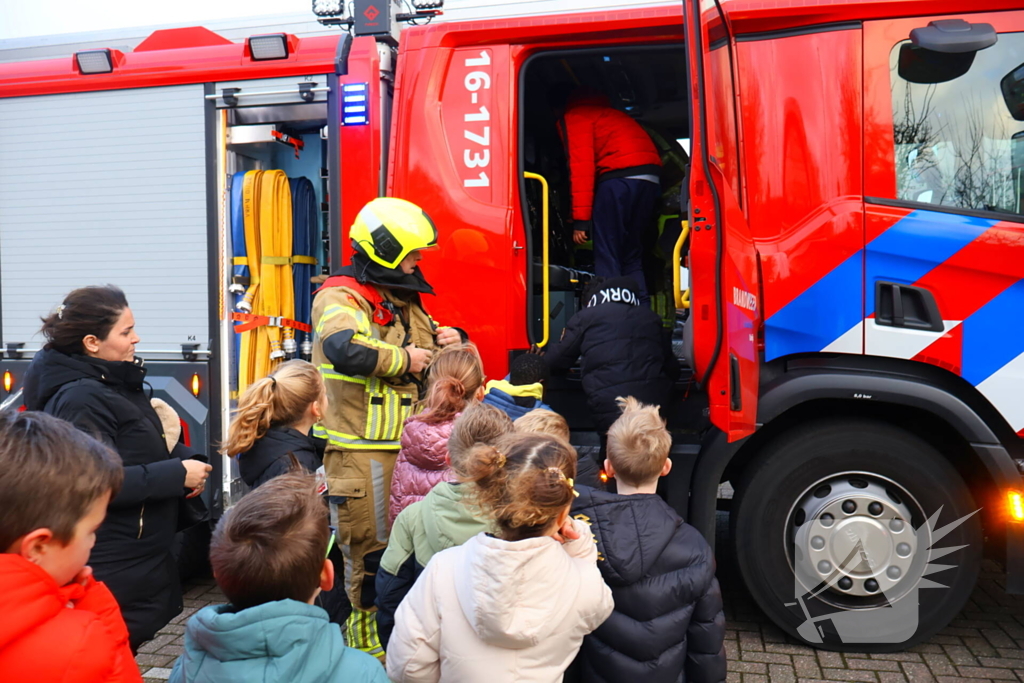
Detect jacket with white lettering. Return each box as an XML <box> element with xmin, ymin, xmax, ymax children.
<box><xmin>311</xmin><ymin>280</ymin><xmax>440</xmax><ymax>477</ymax></box>
<box><xmin>544</xmin><ymin>277</ymin><xmax>679</xmax><ymax>431</ymax></box>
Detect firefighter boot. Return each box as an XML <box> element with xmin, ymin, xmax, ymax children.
<box><xmin>345</xmin><ymin>608</ymin><xmax>385</xmax><ymax>663</ymax></box>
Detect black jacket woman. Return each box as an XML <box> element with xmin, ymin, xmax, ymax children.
<box><xmin>22</xmin><ymin>286</ymin><xmax>212</xmax><ymax>650</ymax></box>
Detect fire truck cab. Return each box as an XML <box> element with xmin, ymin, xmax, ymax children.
<box><xmin>1</xmin><ymin>0</ymin><xmax>1023</xmax><ymax>651</ymax></box>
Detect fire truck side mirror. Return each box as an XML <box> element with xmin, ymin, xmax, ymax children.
<box><xmin>911</xmin><ymin>19</ymin><xmax>997</xmax><ymax>54</ymax></box>
<box><xmin>899</xmin><ymin>20</ymin><xmax>997</xmax><ymax>86</ymax></box>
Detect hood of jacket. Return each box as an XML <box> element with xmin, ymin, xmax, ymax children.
<box><xmin>572</xmin><ymin>486</ymin><xmax>680</xmax><ymax>586</ymax></box>
<box><xmin>485</xmin><ymin>379</ymin><xmax>543</xmax><ymax>401</ymax></box>
<box><xmin>453</xmin><ymin>532</ymin><xmax>591</xmax><ymax>649</ymax></box>
<box><xmin>23</xmin><ymin>348</ymin><xmax>146</xmax><ymax>411</ymax></box>
<box><xmin>238</xmin><ymin>426</ymin><xmax>323</xmax><ymax>486</ymax></box>
<box><xmin>399</xmin><ymin>414</ymin><xmax>455</xmax><ymax>471</ymax></box>
<box><xmin>178</xmin><ymin>600</ymin><xmax>365</xmax><ymax>679</ymax></box>
<box><xmin>0</xmin><ymin>555</ymin><xmax>70</xmax><ymax>651</ymax></box>
<box><xmin>419</xmin><ymin>482</ymin><xmax>490</xmax><ymax>561</ymax></box>
<box><xmin>584</xmin><ymin>277</ymin><xmax>643</xmax><ymax>310</ymax></box>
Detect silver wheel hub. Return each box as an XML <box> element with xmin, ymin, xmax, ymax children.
<box><xmin>790</xmin><ymin>475</ymin><xmax>922</xmax><ymax>600</ymax></box>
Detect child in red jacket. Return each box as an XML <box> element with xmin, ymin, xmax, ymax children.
<box><xmin>0</xmin><ymin>410</ymin><xmax>141</xmax><ymax>683</ymax></box>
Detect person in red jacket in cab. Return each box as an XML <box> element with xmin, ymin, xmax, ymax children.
<box><xmin>0</xmin><ymin>410</ymin><xmax>141</xmax><ymax>683</ymax></box>
<box><xmin>558</xmin><ymin>88</ymin><xmax>662</xmax><ymax>304</ymax></box>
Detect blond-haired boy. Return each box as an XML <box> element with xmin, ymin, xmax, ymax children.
<box><xmin>569</xmin><ymin>397</ymin><xmax>727</xmax><ymax>683</ymax></box>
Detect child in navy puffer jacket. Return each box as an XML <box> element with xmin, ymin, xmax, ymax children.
<box><xmin>388</xmin><ymin>343</ymin><xmax>485</xmax><ymax>526</ymax></box>
<box><xmin>482</xmin><ymin>353</ymin><xmax>553</xmax><ymax>420</ymax></box>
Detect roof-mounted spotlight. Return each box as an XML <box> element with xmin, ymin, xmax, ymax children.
<box><xmin>312</xmin><ymin>0</ymin><xmax>344</xmax><ymax>17</ymax></box>
<box><xmin>75</xmin><ymin>49</ymin><xmax>115</xmax><ymax>75</ymax></box>
<box><xmin>247</xmin><ymin>33</ymin><xmax>290</xmax><ymax>61</ymax></box>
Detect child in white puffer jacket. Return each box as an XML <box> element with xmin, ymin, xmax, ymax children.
<box><xmin>385</xmin><ymin>432</ymin><xmax>613</xmax><ymax>683</ymax></box>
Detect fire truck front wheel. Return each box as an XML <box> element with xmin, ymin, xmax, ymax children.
<box><xmin>731</xmin><ymin>418</ymin><xmax>982</xmax><ymax>652</ymax></box>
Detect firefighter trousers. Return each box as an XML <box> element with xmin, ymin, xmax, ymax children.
<box><xmin>325</xmin><ymin>447</ymin><xmax>397</xmax><ymax>611</ymax></box>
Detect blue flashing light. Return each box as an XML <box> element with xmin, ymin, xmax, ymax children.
<box><xmin>341</xmin><ymin>82</ymin><xmax>370</xmax><ymax>126</ymax></box>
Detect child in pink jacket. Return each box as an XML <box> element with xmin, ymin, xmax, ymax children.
<box><xmin>388</xmin><ymin>343</ymin><xmax>485</xmax><ymax>525</ymax></box>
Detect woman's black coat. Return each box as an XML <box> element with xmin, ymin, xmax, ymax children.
<box><xmin>567</xmin><ymin>486</ymin><xmax>727</xmax><ymax>683</ymax></box>
<box><xmin>24</xmin><ymin>348</ymin><xmax>191</xmax><ymax>649</ymax></box>
<box><xmin>238</xmin><ymin>425</ymin><xmax>325</xmax><ymax>489</ymax></box>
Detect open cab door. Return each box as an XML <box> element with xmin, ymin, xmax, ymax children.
<box><xmin>684</xmin><ymin>0</ymin><xmax>760</xmax><ymax>442</ymax></box>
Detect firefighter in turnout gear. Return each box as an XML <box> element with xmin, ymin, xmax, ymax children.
<box><xmin>312</xmin><ymin>197</ymin><xmax>465</xmax><ymax>660</ymax></box>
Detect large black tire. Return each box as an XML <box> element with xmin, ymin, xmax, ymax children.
<box><xmin>732</xmin><ymin>419</ymin><xmax>981</xmax><ymax>652</ymax></box>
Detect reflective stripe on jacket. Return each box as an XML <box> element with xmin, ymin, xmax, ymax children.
<box><xmin>312</xmin><ymin>283</ymin><xmax>440</xmax><ymax>454</ymax></box>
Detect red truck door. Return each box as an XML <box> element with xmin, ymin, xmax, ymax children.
<box><xmin>685</xmin><ymin>1</ymin><xmax>760</xmax><ymax>441</ymax></box>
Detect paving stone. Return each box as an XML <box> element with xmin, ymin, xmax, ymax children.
<box><xmin>766</xmin><ymin>643</ymin><xmax>819</xmax><ymax>656</ymax></box>
<box><xmin>845</xmin><ymin>659</ymin><xmax>901</xmax><ymax>672</ymax></box>
<box><xmin>143</xmin><ymin>668</ymin><xmax>172</xmax><ymax>681</ymax></box>
<box><xmin>870</xmin><ymin>654</ymin><xmax>924</xmax><ymax>663</ymax></box>
<box><xmin>742</xmin><ymin>675</ymin><xmax>770</xmax><ymax>683</ymax></box>
<box><xmin>134</xmin><ymin>654</ymin><xmax>175</xmax><ymax>668</ymax></box>
<box><xmin>995</xmin><ymin>649</ymin><xmax>1024</xmax><ymax>660</ymax></box>
<box><xmin>726</xmin><ymin>673</ymin><xmax>743</xmax><ymax>683</ymax></box>
<box><xmin>984</xmin><ymin>630</ymin><xmax>1018</xmax><ymax>650</ymax></box>
<box><xmin>137</xmin><ymin>634</ymin><xmax>175</xmax><ymax>654</ymax></box>
<box><xmin>818</xmin><ymin>652</ymin><xmax>845</xmax><ymax>669</ymax></box>
<box><xmin>793</xmin><ymin>655</ymin><xmax>823</xmax><ymax>679</ymax></box>
<box><xmin>965</xmin><ymin>637</ymin><xmax>1000</xmax><ymax>658</ymax></box>
<box><xmin>731</xmin><ymin>660</ymin><xmax>769</xmax><ymax>674</ymax></box>
<box><xmin>907</xmin><ymin>644</ymin><xmax>945</xmax><ymax>655</ymax></box>
<box><xmin>944</xmin><ymin>644</ymin><xmax>981</xmax><ymax>666</ymax></box>
<box><xmin>820</xmin><ymin>668</ymin><xmax>878</xmax><ymax>682</ymax></box>
<box><xmin>876</xmin><ymin>674</ymin><xmax>908</xmax><ymax>683</ymax></box>
<box><xmin>920</xmin><ymin>653</ymin><xmax>957</xmax><ymax>676</ymax></box>
<box><xmin>740</xmin><ymin>631</ymin><xmax>766</xmax><ymax>653</ymax></box>
<box><xmin>935</xmin><ymin>678</ymin><xmax>982</xmax><ymax>683</ymax></box>
<box><xmin>742</xmin><ymin>652</ymin><xmax>795</xmax><ymax>665</ymax></box>
<box><xmin>976</xmin><ymin>658</ymin><xmax>1024</xmax><ymax>670</ymax></box>
<box><xmin>769</xmin><ymin>664</ymin><xmax>798</xmax><ymax>683</ymax></box>
<box><xmin>899</xmin><ymin>662</ymin><xmax>936</xmax><ymax>683</ymax></box>
<box><xmin>955</xmin><ymin>667</ymin><xmax>1018</xmax><ymax>680</ymax></box>
<box><xmin>155</xmin><ymin>645</ymin><xmax>184</xmax><ymax>657</ymax></box>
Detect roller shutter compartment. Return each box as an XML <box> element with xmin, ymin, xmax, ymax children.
<box><xmin>0</xmin><ymin>84</ymin><xmax>208</xmax><ymax>358</ymax></box>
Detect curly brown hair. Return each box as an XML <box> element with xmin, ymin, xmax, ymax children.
<box><xmin>462</xmin><ymin>432</ymin><xmax>577</xmax><ymax>541</ymax></box>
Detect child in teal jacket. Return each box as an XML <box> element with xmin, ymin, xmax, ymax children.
<box><xmin>169</xmin><ymin>473</ymin><xmax>386</xmax><ymax>683</ymax></box>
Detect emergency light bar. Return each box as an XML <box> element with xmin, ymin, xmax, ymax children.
<box><xmin>75</xmin><ymin>49</ymin><xmax>114</xmax><ymax>74</ymax></box>
<box><xmin>247</xmin><ymin>34</ymin><xmax>289</xmax><ymax>61</ymax></box>
<box><xmin>342</xmin><ymin>83</ymin><xmax>370</xmax><ymax>126</ymax></box>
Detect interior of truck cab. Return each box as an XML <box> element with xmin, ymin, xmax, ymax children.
<box><xmin>517</xmin><ymin>45</ymin><xmax>708</xmax><ymax>447</ymax></box>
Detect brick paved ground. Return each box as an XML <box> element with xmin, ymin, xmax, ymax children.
<box><xmin>137</xmin><ymin>521</ymin><xmax>1024</xmax><ymax>682</ymax></box>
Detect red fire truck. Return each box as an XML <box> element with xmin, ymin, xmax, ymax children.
<box><xmin>1</xmin><ymin>0</ymin><xmax>1023</xmax><ymax>650</ymax></box>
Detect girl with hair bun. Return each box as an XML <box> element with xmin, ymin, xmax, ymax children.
<box><xmin>387</xmin><ymin>343</ymin><xmax>484</xmax><ymax>525</ymax></box>
<box><xmin>386</xmin><ymin>432</ymin><xmax>614</xmax><ymax>683</ymax></box>
<box><xmin>223</xmin><ymin>360</ymin><xmax>327</xmax><ymax>489</ymax></box>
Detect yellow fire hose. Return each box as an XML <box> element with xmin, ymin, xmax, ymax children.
<box><xmin>237</xmin><ymin>170</ymin><xmax>295</xmax><ymax>393</ymax></box>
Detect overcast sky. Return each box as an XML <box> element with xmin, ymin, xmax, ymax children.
<box><xmin>0</xmin><ymin>0</ymin><xmax>316</xmax><ymax>41</ymax></box>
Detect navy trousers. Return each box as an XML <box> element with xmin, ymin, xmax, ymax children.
<box><xmin>591</xmin><ymin>177</ymin><xmax>660</xmax><ymax>303</ymax></box>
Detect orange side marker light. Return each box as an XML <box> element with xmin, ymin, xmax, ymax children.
<box><xmin>1008</xmin><ymin>490</ymin><xmax>1024</xmax><ymax>522</ymax></box>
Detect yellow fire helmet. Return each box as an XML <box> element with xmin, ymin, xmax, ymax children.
<box><xmin>349</xmin><ymin>197</ymin><xmax>439</xmax><ymax>269</ymax></box>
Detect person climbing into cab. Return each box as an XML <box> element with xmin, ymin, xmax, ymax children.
<box><xmin>557</xmin><ymin>88</ymin><xmax>662</xmax><ymax>304</ymax></box>
<box><xmin>311</xmin><ymin>197</ymin><xmax>466</xmax><ymax>661</ymax></box>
